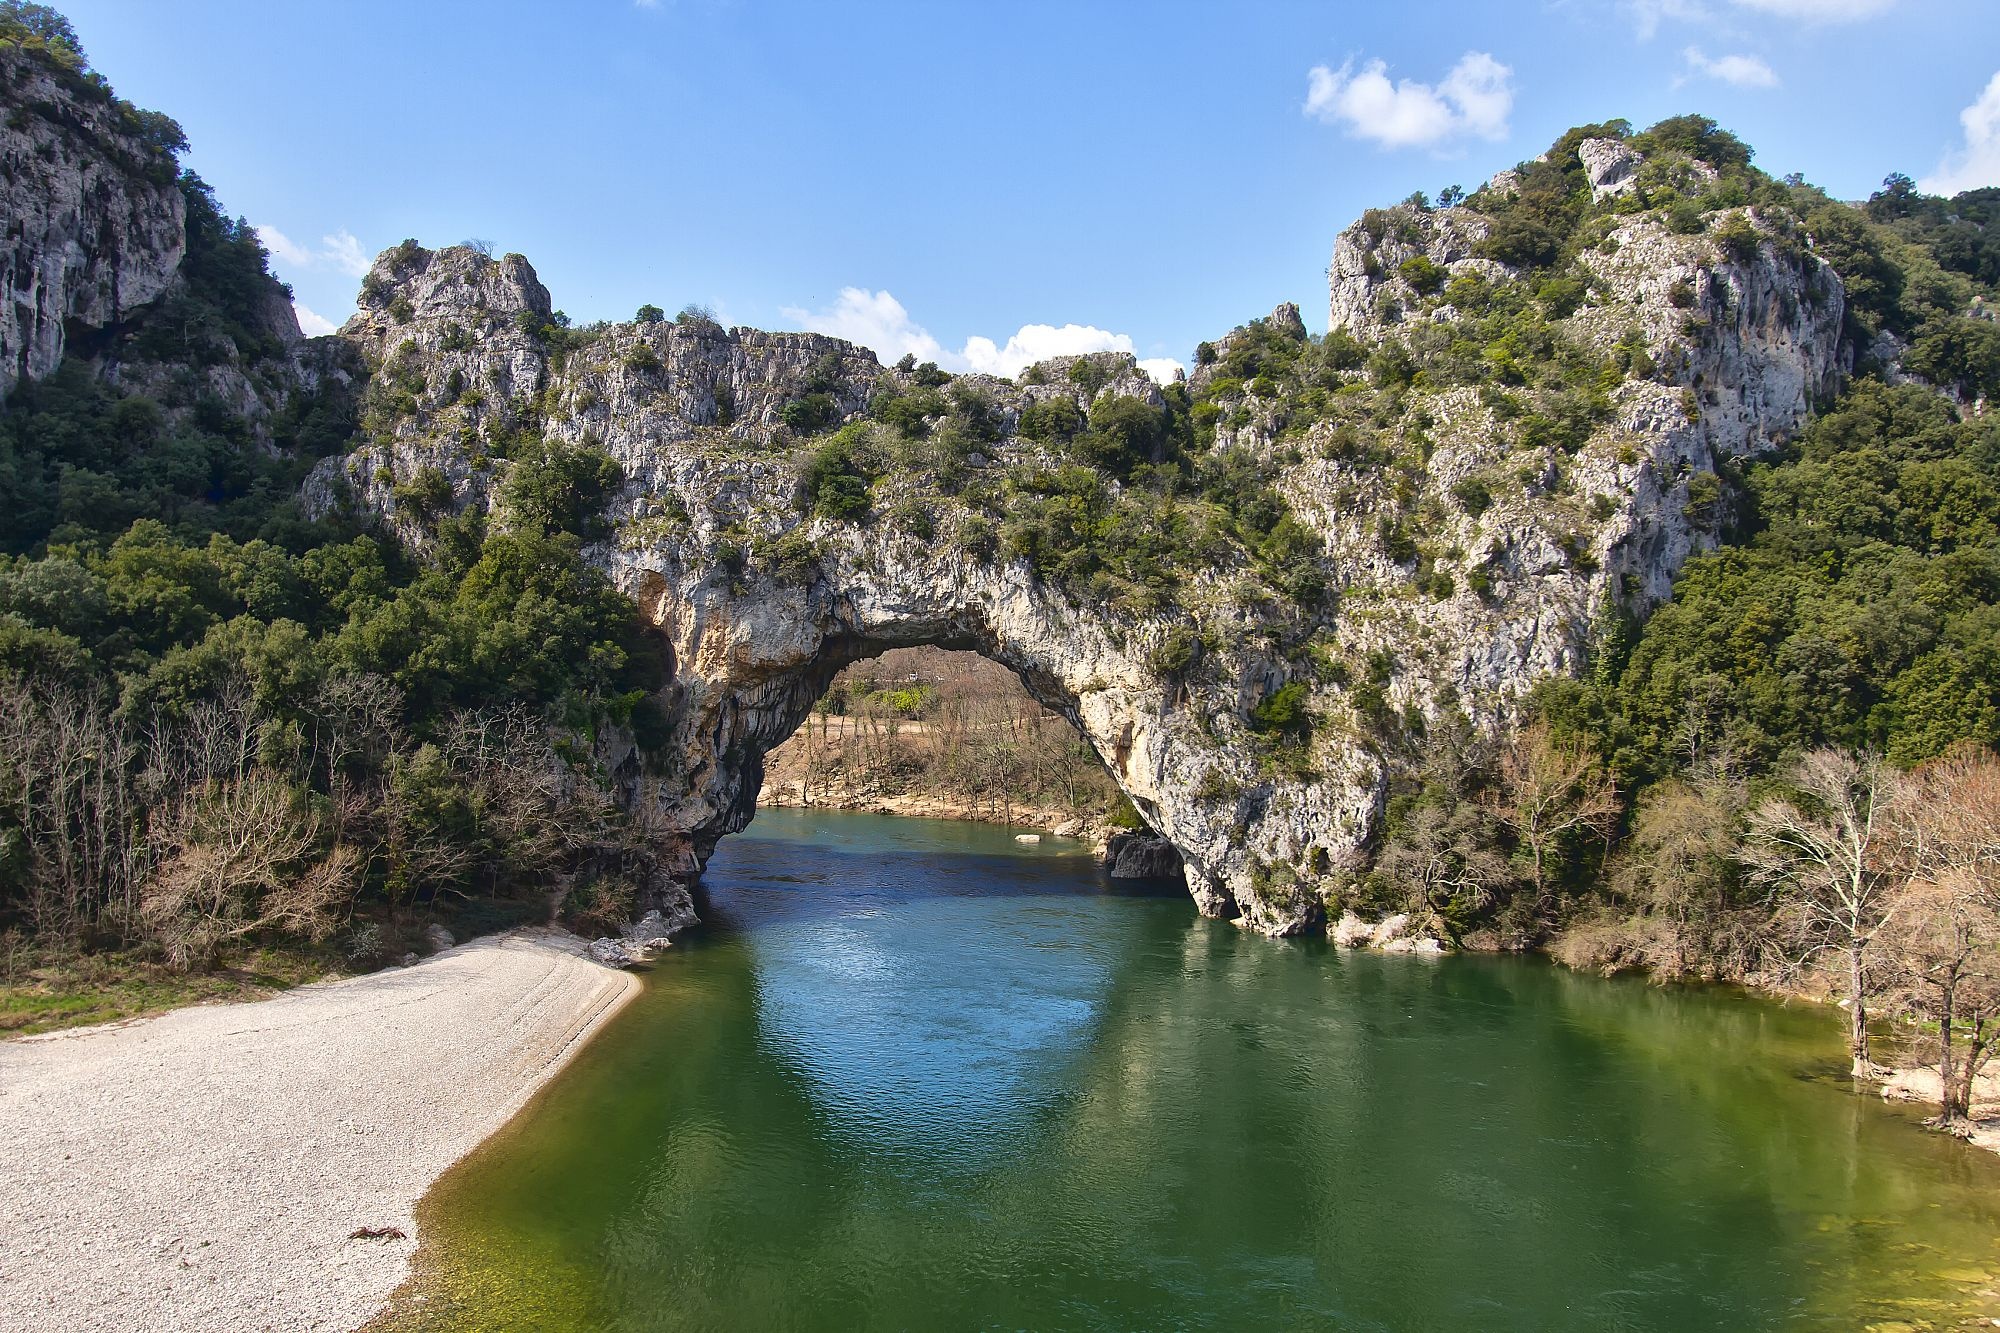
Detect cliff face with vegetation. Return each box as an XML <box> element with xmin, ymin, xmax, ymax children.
<box><xmin>4</xmin><ymin>9</ymin><xmax>1997</xmax><ymax>980</ymax></box>
<box><xmin>299</xmin><ymin>121</ymin><xmax>1848</xmax><ymax>934</ymax></box>
<box><xmin>0</xmin><ymin>45</ymin><xmax>183</xmax><ymax>395</ymax></box>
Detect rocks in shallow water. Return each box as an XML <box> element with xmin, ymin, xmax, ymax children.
<box><xmin>1052</xmin><ymin>818</ymin><xmax>1086</xmax><ymax>838</ymax></box>
<box><xmin>1331</xmin><ymin>911</ymin><xmax>1445</xmax><ymax>955</ymax></box>
<box><xmin>1331</xmin><ymin>911</ymin><xmax>1374</xmax><ymax>949</ymax></box>
<box><xmin>1370</xmin><ymin>913</ymin><xmax>1411</xmax><ymax>947</ymax></box>
<box><xmin>590</xmin><ymin>890</ymin><xmax>702</xmax><ymax>969</ymax></box>
<box><xmin>1105</xmin><ymin>832</ymin><xmax>1185</xmax><ymax>881</ymax></box>
<box><xmin>588</xmin><ymin>938</ymin><xmax>642</xmax><ymax>968</ymax></box>
<box><xmin>1014</xmin><ymin>833</ymin><xmax>1042</xmax><ymax>844</ymax></box>
<box><xmin>423</xmin><ymin>924</ymin><xmax>455</xmax><ymax>954</ymax></box>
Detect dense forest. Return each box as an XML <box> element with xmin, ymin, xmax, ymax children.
<box><xmin>0</xmin><ymin>7</ymin><xmax>671</xmax><ymax>1026</ymax></box>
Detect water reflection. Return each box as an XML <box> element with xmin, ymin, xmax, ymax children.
<box><xmin>391</xmin><ymin>811</ymin><xmax>2000</xmax><ymax>1333</ymax></box>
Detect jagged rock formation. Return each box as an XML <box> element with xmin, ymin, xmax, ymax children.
<box><xmin>305</xmin><ymin>135</ymin><xmax>1847</xmax><ymax>934</ymax></box>
<box><xmin>0</xmin><ymin>47</ymin><xmax>185</xmax><ymax>396</ymax></box>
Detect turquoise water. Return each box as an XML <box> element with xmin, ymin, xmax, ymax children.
<box><xmin>388</xmin><ymin>810</ymin><xmax>2000</xmax><ymax>1331</ymax></box>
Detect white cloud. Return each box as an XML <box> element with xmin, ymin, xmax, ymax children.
<box><xmin>1920</xmin><ymin>69</ymin><xmax>2000</xmax><ymax>196</ymax></box>
<box><xmin>255</xmin><ymin>224</ymin><xmax>312</xmax><ymax>268</ymax></box>
<box><xmin>256</xmin><ymin>224</ymin><xmax>373</xmax><ymax>277</ymax></box>
<box><xmin>781</xmin><ymin>288</ymin><xmax>1179</xmax><ymax>383</ymax></box>
<box><xmin>292</xmin><ymin>302</ymin><xmax>337</xmax><ymax>337</ymax></box>
<box><xmin>781</xmin><ymin>288</ymin><xmax>948</xmax><ymax>367</ymax></box>
<box><xmin>1303</xmin><ymin>52</ymin><xmax>1514</xmax><ymax>151</ymax></box>
<box><xmin>1137</xmin><ymin>357</ymin><xmax>1187</xmax><ymax>385</ymax></box>
<box><xmin>1626</xmin><ymin>0</ymin><xmax>1712</xmax><ymax>40</ymax></box>
<box><xmin>1728</xmin><ymin>0</ymin><xmax>1894</xmax><ymax>17</ymax></box>
<box><xmin>961</xmin><ymin>323</ymin><xmax>1137</xmax><ymax>377</ymax></box>
<box><xmin>1626</xmin><ymin>0</ymin><xmax>1890</xmax><ymax>36</ymax></box>
<box><xmin>1682</xmin><ymin>47</ymin><xmax>1779</xmax><ymax>88</ymax></box>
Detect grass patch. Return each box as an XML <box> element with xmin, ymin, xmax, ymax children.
<box><xmin>0</xmin><ymin>946</ymin><xmax>339</xmax><ymax>1037</ymax></box>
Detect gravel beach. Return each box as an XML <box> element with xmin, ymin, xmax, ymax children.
<box><xmin>0</xmin><ymin>929</ymin><xmax>637</xmax><ymax>1333</ymax></box>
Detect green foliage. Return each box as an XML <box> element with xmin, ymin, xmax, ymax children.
<box><xmin>1018</xmin><ymin>395</ymin><xmax>1084</xmax><ymax>444</ymax></box>
<box><xmin>500</xmin><ymin>439</ymin><xmax>622</xmax><ymax>539</ymax></box>
<box><xmin>1451</xmin><ymin>476</ymin><xmax>1493</xmax><ymax>517</ymax></box>
<box><xmin>1399</xmin><ymin>255</ymin><xmax>1446</xmax><ymax>296</ymax></box>
<box><xmin>1250</xmin><ymin>681</ymin><xmax>1311</xmax><ymax>736</ymax></box>
<box><xmin>780</xmin><ymin>392</ymin><xmax>839</xmax><ymax>435</ymax></box>
<box><xmin>634</xmin><ymin>304</ymin><xmax>666</xmax><ymax>324</ymax></box>
<box><xmin>1578</xmin><ymin>380</ymin><xmax>2000</xmax><ymax>777</ymax></box>
<box><xmin>799</xmin><ymin>426</ymin><xmax>874</xmax><ymax>522</ymax></box>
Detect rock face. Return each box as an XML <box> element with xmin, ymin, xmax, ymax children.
<box><xmin>0</xmin><ymin>49</ymin><xmax>186</xmax><ymax>397</ymax></box>
<box><xmin>308</xmin><ymin>135</ymin><xmax>1847</xmax><ymax>938</ymax></box>
<box><xmin>1105</xmin><ymin>831</ymin><xmax>1185</xmax><ymax>882</ymax></box>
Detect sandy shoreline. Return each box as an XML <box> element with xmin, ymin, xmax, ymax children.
<box><xmin>0</xmin><ymin>928</ymin><xmax>637</xmax><ymax>1333</ymax></box>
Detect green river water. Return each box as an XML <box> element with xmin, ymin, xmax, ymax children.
<box><xmin>383</xmin><ymin>810</ymin><xmax>2000</xmax><ymax>1331</ymax></box>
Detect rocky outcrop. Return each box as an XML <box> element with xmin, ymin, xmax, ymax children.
<box><xmin>0</xmin><ymin>48</ymin><xmax>185</xmax><ymax>397</ymax></box>
<box><xmin>308</xmin><ymin>134</ymin><xmax>1849</xmax><ymax>938</ymax></box>
<box><xmin>1105</xmin><ymin>831</ymin><xmax>1185</xmax><ymax>881</ymax></box>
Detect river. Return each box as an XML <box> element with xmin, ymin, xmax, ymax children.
<box><xmin>382</xmin><ymin>809</ymin><xmax>2000</xmax><ymax>1331</ymax></box>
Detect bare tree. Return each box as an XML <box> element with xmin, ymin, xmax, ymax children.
<box><xmin>140</xmin><ymin>773</ymin><xmax>358</xmax><ymax>970</ymax></box>
<box><xmin>1489</xmin><ymin>722</ymin><xmax>1620</xmax><ymax>917</ymax></box>
<box><xmin>1878</xmin><ymin>747</ymin><xmax>2000</xmax><ymax>1128</ymax></box>
<box><xmin>1613</xmin><ymin>774</ymin><xmax>1753</xmax><ymax>980</ymax></box>
<box><xmin>1878</xmin><ymin>876</ymin><xmax>2000</xmax><ymax>1132</ymax></box>
<box><xmin>1378</xmin><ymin>801</ymin><xmax>1513</xmax><ymax>942</ymax></box>
<box><xmin>1745</xmin><ymin>748</ymin><xmax>1905</xmax><ymax>1076</ymax></box>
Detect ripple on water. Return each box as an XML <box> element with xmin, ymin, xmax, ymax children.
<box><xmin>383</xmin><ymin>811</ymin><xmax>2000</xmax><ymax>1333</ymax></box>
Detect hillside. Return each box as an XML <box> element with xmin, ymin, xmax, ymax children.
<box><xmin>0</xmin><ymin>8</ymin><xmax>1995</xmax><ymax>988</ymax></box>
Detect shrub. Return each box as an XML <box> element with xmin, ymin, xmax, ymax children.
<box><xmin>780</xmin><ymin>393</ymin><xmax>839</xmax><ymax>435</ymax></box>
<box><xmin>1399</xmin><ymin>255</ymin><xmax>1447</xmax><ymax>296</ymax></box>
<box><xmin>1018</xmin><ymin>396</ymin><xmax>1084</xmax><ymax>443</ymax></box>
<box><xmin>501</xmin><ymin>439</ymin><xmax>623</xmax><ymax>538</ymax></box>
<box><xmin>1250</xmin><ymin>681</ymin><xmax>1311</xmax><ymax>735</ymax></box>
<box><xmin>392</xmin><ymin>466</ymin><xmax>453</xmax><ymax>520</ymax></box>
<box><xmin>1451</xmin><ymin>476</ymin><xmax>1493</xmax><ymax>517</ymax></box>
<box><xmin>799</xmin><ymin>432</ymin><xmax>872</xmax><ymax>522</ymax></box>
<box><xmin>1714</xmin><ymin>215</ymin><xmax>1762</xmax><ymax>265</ymax></box>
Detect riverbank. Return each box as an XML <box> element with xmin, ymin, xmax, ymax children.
<box><xmin>0</xmin><ymin>928</ymin><xmax>636</xmax><ymax>1333</ymax></box>
<box><xmin>757</xmin><ymin>777</ymin><xmax>1108</xmax><ymax>837</ymax></box>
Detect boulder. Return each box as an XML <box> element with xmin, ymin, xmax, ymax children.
<box><xmin>1105</xmin><ymin>832</ymin><xmax>1184</xmax><ymax>881</ymax></box>
<box><xmin>423</xmin><ymin>924</ymin><xmax>455</xmax><ymax>954</ymax></box>
<box><xmin>1331</xmin><ymin>912</ymin><xmax>1374</xmax><ymax>948</ymax></box>
<box><xmin>1370</xmin><ymin>913</ymin><xmax>1411</xmax><ymax>947</ymax></box>
<box><xmin>1578</xmin><ymin>137</ymin><xmax>1642</xmax><ymax>200</ymax></box>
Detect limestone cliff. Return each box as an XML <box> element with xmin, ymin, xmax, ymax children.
<box><xmin>306</xmin><ymin>128</ymin><xmax>1849</xmax><ymax>936</ymax></box>
<box><xmin>0</xmin><ymin>46</ymin><xmax>185</xmax><ymax>396</ymax></box>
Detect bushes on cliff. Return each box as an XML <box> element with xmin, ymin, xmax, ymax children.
<box><xmin>799</xmin><ymin>426</ymin><xmax>875</xmax><ymax>522</ymax></box>
<box><xmin>500</xmin><ymin>438</ymin><xmax>622</xmax><ymax>540</ymax></box>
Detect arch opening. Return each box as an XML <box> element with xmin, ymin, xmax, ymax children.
<box><xmin>727</xmin><ymin>645</ymin><xmax>1185</xmax><ymax>887</ymax></box>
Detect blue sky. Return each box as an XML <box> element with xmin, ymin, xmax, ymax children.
<box><xmin>59</xmin><ymin>0</ymin><xmax>2000</xmax><ymax>376</ymax></box>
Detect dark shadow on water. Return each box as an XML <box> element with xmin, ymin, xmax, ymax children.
<box><xmin>685</xmin><ymin>810</ymin><xmax>1190</xmax><ymax>937</ymax></box>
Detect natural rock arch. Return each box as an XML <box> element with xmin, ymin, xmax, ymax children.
<box><xmin>310</xmin><ymin>147</ymin><xmax>1846</xmax><ymax>934</ymax></box>
<box><xmin>613</xmin><ymin>539</ymin><xmax>1360</xmax><ymax>929</ymax></box>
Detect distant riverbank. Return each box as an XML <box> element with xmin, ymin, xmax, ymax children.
<box><xmin>0</xmin><ymin>929</ymin><xmax>634</xmax><ymax>1333</ymax></box>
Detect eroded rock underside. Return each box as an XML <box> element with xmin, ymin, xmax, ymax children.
<box><xmin>292</xmin><ymin>135</ymin><xmax>1846</xmax><ymax>936</ymax></box>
